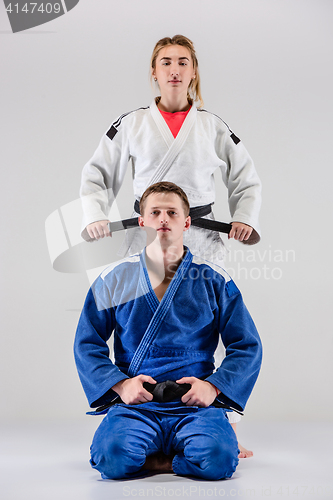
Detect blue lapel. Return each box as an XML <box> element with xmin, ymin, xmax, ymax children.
<box><xmin>127</xmin><ymin>248</ymin><xmax>192</xmax><ymax>377</ymax></box>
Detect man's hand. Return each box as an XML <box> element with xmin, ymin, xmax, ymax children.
<box><xmin>176</xmin><ymin>377</ymin><xmax>219</xmax><ymax>407</ymax></box>
<box><xmin>87</xmin><ymin>220</ymin><xmax>111</xmax><ymax>239</ymax></box>
<box><xmin>112</xmin><ymin>375</ymin><xmax>157</xmax><ymax>405</ymax></box>
<box><xmin>228</xmin><ymin>222</ymin><xmax>253</xmax><ymax>242</ymax></box>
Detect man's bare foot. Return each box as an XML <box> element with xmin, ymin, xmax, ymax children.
<box><xmin>230</xmin><ymin>423</ymin><xmax>253</xmax><ymax>458</ymax></box>
<box><xmin>238</xmin><ymin>443</ymin><xmax>253</xmax><ymax>458</ymax></box>
<box><xmin>142</xmin><ymin>452</ymin><xmax>173</xmax><ymax>472</ymax></box>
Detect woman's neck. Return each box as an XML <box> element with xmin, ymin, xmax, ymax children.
<box><xmin>156</xmin><ymin>95</ymin><xmax>191</xmax><ymax>113</ymax></box>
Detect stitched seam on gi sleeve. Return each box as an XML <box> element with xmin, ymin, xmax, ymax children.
<box><xmin>225</xmin><ymin>280</ymin><xmax>239</xmax><ymax>298</ymax></box>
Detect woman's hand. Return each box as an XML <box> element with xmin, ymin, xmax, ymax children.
<box><xmin>87</xmin><ymin>220</ymin><xmax>111</xmax><ymax>239</ymax></box>
<box><xmin>228</xmin><ymin>222</ymin><xmax>253</xmax><ymax>242</ymax></box>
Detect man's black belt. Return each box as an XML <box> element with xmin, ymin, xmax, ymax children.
<box><xmin>92</xmin><ymin>380</ymin><xmax>243</xmax><ymax>416</ymax></box>
<box><xmin>107</xmin><ymin>201</ymin><xmax>232</xmax><ymax>235</ymax></box>
<box><xmin>143</xmin><ymin>381</ymin><xmax>243</xmax><ymax>415</ymax></box>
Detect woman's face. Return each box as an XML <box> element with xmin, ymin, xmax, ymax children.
<box><xmin>152</xmin><ymin>45</ymin><xmax>196</xmax><ymax>100</ymax></box>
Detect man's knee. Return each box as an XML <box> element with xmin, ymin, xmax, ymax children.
<box><xmin>90</xmin><ymin>429</ymin><xmax>146</xmax><ymax>479</ymax></box>
<box><xmin>206</xmin><ymin>437</ymin><xmax>239</xmax><ymax>479</ymax></box>
<box><xmin>184</xmin><ymin>435</ymin><xmax>239</xmax><ymax>480</ymax></box>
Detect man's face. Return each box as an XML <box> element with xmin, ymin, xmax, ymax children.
<box><xmin>138</xmin><ymin>192</ymin><xmax>191</xmax><ymax>248</ymax></box>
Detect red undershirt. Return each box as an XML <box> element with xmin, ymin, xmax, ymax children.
<box><xmin>159</xmin><ymin>107</ymin><xmax>191</xmax><ymax>138</ymax></box>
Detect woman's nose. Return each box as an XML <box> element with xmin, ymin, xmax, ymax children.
<box><xmin>170</xmin><ymin>65</ymin><xmax>179</xmax><ymax>77</ymax></box>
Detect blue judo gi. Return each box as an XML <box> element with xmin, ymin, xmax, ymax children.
<box><xmin>74</xmin><ymin>248</ymin><xmax>262</xmax><ymax>480</ymax></box>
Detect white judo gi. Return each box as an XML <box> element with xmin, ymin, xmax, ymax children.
<box><xmin>80</xmin><ymin>99</ymin><xmax>261</xmax><ymax>262</ymax></box>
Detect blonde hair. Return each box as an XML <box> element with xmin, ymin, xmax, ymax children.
<box><xmin>150</xmin><ymin>35</ymin><xmax>204</xmax><ymax>109</ymax></box>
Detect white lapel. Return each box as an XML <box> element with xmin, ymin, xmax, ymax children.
<box><xmin>147</xmin><ymin>99</ymin><xmax>197</xmax><ymax>187</ymax></box>
<box><xmin>150</xmin><ymin>99</ymin><xmax>174</xmax><ymax>148</ymax></box>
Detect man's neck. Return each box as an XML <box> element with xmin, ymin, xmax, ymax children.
<box><xmin>145</xmin><ymin>243</ymin><xmax>185</xmax><ymax>297</ymax></box>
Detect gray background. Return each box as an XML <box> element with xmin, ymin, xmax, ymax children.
<box><xmin>0</xmin><ymin>0</ymin><xmax>332</xmax><ymax>424</ymax></box>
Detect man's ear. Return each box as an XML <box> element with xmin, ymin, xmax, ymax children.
<box><xmin>183</xmin><ymin>216</ymin><xmax>191</xmax><ymax>232</ymax></box>
<box><xmin>138</xmin><ymin>216</ymin><xmax>145</xmax><ymax>227</ymax></box>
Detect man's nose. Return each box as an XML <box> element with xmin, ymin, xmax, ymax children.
<box><xmin>160</xmin><ymin>212</ymin><xmax>169</xmax><ymax>223</ymax></box>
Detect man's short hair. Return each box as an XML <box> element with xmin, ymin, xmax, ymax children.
<box><xmin>139</xmin><ymin>182</ymin><xmax>190</xmax><ymax>216</ymax></box>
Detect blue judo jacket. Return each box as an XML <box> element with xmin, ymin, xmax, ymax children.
<box><xmin>74</xmin><ymin>248</ymin><xmax>262</xmax><ymax>412</ymax></box>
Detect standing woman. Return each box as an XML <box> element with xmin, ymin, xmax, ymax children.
<box><xmin>81</xmin><ymin>35</ymin><xmax>261</xmax><ymax>263</ymax></box>
<box><xmin>80</xmin><ymin>35</ymin><xmax>261</xmax><ymax>457</ymax></box>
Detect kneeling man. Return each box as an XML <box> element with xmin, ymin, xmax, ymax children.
<box><xmin>74</xmin><ymin>181</ymin><xmax>262</xmax><ymax>480</ymax></box>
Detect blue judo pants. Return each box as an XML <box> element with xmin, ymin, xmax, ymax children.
<box><xmin>90</xmin><ymin>402</ymin><xmax>239</xmax><ymax>480</ymax></box>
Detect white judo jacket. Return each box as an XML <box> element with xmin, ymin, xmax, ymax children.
<box><xmin>80</xmin><ymin>100</ymin><xmax>262</xmax><ymax>263</ymax></box>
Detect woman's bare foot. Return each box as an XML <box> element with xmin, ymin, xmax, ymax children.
<box><xmin>142</xmin><ymin>452</ymin><xmax>173</xmax><ymax>472</ymax></box>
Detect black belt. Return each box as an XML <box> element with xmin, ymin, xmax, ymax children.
<box><xmin>107</xmin><ymin>201</ymin><xmax>232</xmax><ymax>235</ymax></box>
<box><xmin>92</xmin><ymin>380</ymin><xmax>244</xmax><ymax>415</ymax></box>
<box><xmin>143</xmin><ymin>381</ymin><xmax>243</xmax><ymax>414</ymax></box>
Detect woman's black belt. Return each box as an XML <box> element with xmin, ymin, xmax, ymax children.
<box><xmin>107</xmin><ymin>201</ymin><xmax>232</xmax><ymax>235</ymax></box>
